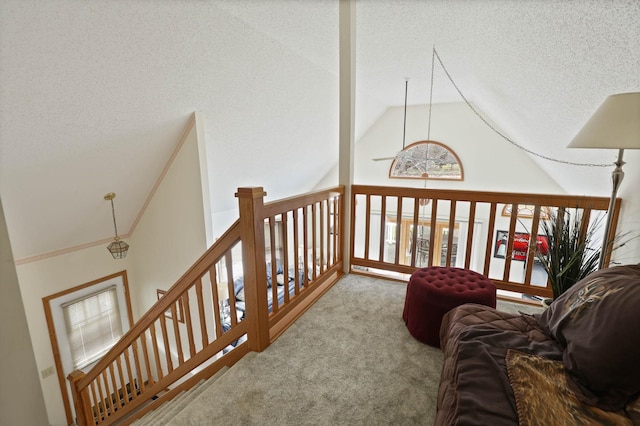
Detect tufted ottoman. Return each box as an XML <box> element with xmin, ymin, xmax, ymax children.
<box><xmin>403</xmin><ymin>266</ymin><xmax>496</xmax><ymax>347</ymax></box>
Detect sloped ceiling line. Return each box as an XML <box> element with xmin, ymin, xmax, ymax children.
<box><xmin>14</xmin><ymin>113</ymin><xmax>197</xmax><ymax>265</ymax></box>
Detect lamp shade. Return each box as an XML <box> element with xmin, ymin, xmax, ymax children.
<box><xmin>568</xmin><ymin>92</ymin><xmax>640</xmax><ymax>150</ymax></box>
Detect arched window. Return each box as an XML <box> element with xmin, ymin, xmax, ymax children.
<box><xmin>389</xmin><ymin>140</ymin><xmax>463</xmax><ymax>180</ymax></box>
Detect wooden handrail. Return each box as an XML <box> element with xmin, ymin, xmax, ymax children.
<box><xmin>352</xmin><ymin>185</ymin><xmax>614</xmax><ymax>207</ymax></box>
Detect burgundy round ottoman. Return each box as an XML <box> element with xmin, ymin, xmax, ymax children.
<box><xmin>402</xmin><ymin>266</ymin><xmax>496</xmax><ymax>347</ymax></box>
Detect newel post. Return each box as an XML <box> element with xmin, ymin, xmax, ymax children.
<box><xmin>68</xmin><ymin>370</ymin><xmax>92</xmax><ymax>426</ymax></box>
<box><xmin>236</xmin><ymin>187</ymin><xmax>270</xmax><ymax>351</ymax></box>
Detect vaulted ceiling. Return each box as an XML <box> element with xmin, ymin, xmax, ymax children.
<box><xmin>1</xmin><ymin>0</ymin><xmax>638</xmax><ymax>261</ymax></box>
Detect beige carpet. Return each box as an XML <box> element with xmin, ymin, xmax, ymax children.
<box><xmin>167</xmin><ymin>274</ymin><xmax>541</xmax><ymax>425</ymax></box>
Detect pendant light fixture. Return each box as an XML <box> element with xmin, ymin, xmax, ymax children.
<box><xmin>104</xmin><ymin>192</ymin><xmax>129</xmax><ymax>259</ymax></box>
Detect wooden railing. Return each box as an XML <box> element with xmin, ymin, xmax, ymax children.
<box><xmin>67</xmin><ymin>182</ymin><xmax>616</xmax><ymax>424</ymax></box>
<box><xmin>68</xmin><ymin>186</ymin><xmax>345</xmax><ymax>425</ymax></box>
<box><xmin>349</xmin><ymin>185</ymin><xmax>618</xmax><ymax>300</ymax></box>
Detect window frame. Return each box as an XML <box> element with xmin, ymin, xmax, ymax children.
<box><xmin>43</xmin><ymin>271</ymin><xmax>132</xmax><ymax>425</ymax></box>
<box><xmin>388</xmin><ymin>140</ymin><xmax>464</xmax><ymax>180</ymax></box>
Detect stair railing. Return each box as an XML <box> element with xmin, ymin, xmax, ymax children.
<box><xmin>67</xmin><ymin>185</ymin><xmax>345</xmax><ymax>425</ymax></box>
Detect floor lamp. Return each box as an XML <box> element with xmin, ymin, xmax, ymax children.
<box><xmin>568</xmin><ymin>92</ymin><xmax>640</xmax><ymax>269</ymax></box>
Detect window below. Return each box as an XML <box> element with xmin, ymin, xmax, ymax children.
<box><xmin>63</xmin><ymin>286</ymin><xmax>124</xmax><ymax>369</ymax></box>
<box><xmin>43</xmin><ymin>271</ymin><xmax>131</xmax><ymax>426</ymax></box>
<box><xmin>385</xmin><ymin>216</ymin><xmax>460</xmax><ymax>267</ymax></box>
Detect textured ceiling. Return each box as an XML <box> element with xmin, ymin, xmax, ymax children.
<box><xmin>1</xmin><ymin>0</ymin><xmax>638</xmax><ymax>260</ymax></box>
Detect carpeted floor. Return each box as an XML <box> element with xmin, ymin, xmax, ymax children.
<box><xmin>167</xmin><ymin>274</ymin><xmax>541</xmax><ymax>426</ymax></box>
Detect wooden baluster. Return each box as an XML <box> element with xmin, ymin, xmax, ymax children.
<box><xmin>446</xmin><ymin>200</ymin><xmax>457</xmax><ymax>267</ymax></box>
<box><xmin>483</xmin><ymin>202</ymin><xmax>497</xmax><ymax>277</ymax></box>
<box><xmin>364</xmin><ymin>194</ymin><xmax>371</xmax><ymax>260</ymax></box>
<box><xmin>107</xmin><ymin>364</ymin><xmax>122</xmax><ymax>411</ymax></box>
<box><xmin>410</xmin><ymin>198</ymin><xmax>419</xmax><ymax>267</ymax></box>
<box><xmin>122</xmin><ymin>348</ymin><xmax>136</xmax><ymax>401</ymax></box>
<box><xmin>139</xmin><ymin>331</ymin><xmax>154</xmax><ymax>387</ymax></box>
<box><xmin>131</xmin><ymin>339</ymin><xmax>145</xmax><ymax>393</ymax></box>
<box><xmin>182</xmin><ymin>292</ymin><xmax>196</xmax><ymax>358</ymax></box>
<box><xmin>428</xmin><ymin>200</ymin><xmax>438</xmax><ymax>267</ymax></box>
<box><xmin>523</xmin><ymin>205</ymin><xmax>542</xmax><ymax>287</ymax></box>
<box><xmin>282</xmin><ymin>212</ymin><xmax>290</xmax><ymax>302</ymax></box>
<box><xmin>332</xmin><ymin>197</ymin><xmax>337</xmax><ymax>266</ymax></box>
<box><xmin>395</xmin><ymin>197</ymin><xmax>403</xmax><ymax>266</ymax></box>
<box><xmin>89</xmin><ymin>381</ymin><xmax>100</xmax><ymax>423</ymax></box>
<box><xmin>464</xmin><ymin>202</ymin><xmax>476</xmax><ymax>270</ymax></box>
<box><xmin>378</xmin><ymin>196</ymin><xmax>386</xmax><ymax>262</ymax></box>
<box><xmin>503</xmin><ymin>203</ymin><xmax>519</xmax><ymax>282</ymax></box>
<box><xmin>209</xmin><ymin>264</ymin><xmax>223</xmax><ymax>339</ymax></box>
<box><xmin>320</xmin><ymin>201</ymin><xmax>325</xmax><ymax>273</ymax></box>
<box><xmin>302</xmin><ymin>205</ymin><xmax>309</xmax><ymax>287</ymax></box>
<box><xmin>115</xmin><ymin>356</ymin><xmax>127</xmax><ymax>407</ymax></box>
<box><xmin>327</xmin><ymin>198</ymin><xmax>332</xmax><ymax>266</ymax></box>
<box><xmin>149</xmin><ymin>322</ymin><xmax>164</xmax><ymax>381</ymax></box>
<box><xmin>95</xmin><ymin>375</ymin><xmax>106</xmax><ymax>422</ymax></box>
<box><xmin>170</xmin><ymin>303</ymin><xmax>184</xmax><ymax>365</ymax></box>
<box><xmin>312</xmin><ymin>202</ymin><xmax>317</xmax><ymax>280</ymax></box>
<box><xmin>269</xmin><ymin>216</ymin><xmax>279</xmax><ymax>312</ymax></box>
<box><xmin>337</xmin><ymin>194</ymin><xmax>343</xmax><ymax>262</ymax></box>
<box><xmin>159</xmin><ymin>314</ymin><xmax>173</xmax><ymax>373</ymax></box>
<box><xmin>327</xmin><ymin>200</ymin><xmax>334</xmax><ymax>267</ymax></box>
<box><xmin>225</xmin><ymin>252</ymin><xmax>238</xmax><ymax>325</ymax></box>
<box><xmin>579</xmin><ymin>207</ymin><xmax>593</xmax><ymax>245</ymax></box>
<box><xmin>100</xmin><ymin>371</ymin><xmax>111</xmax><ymax>418</ymax></box>
<box><xmin>195</xmin><ymin>278</ymin><xmax>209</xmax><ymax>348</ymax></box>
<box><xmin>293</xmin><ymin>208</ymin><xmax>301</xmax><ymax>294</ymax></box>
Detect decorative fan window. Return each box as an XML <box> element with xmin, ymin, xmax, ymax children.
<box><xmin>389</xmin><ymin>140</ymin><xmax>463</xmax><ymax>180</ymax></box>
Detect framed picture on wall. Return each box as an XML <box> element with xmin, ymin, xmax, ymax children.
<box><xmin>156</xmin><ymin>289</ymin><xmax>185</xmax><ymax>323</ymax></box>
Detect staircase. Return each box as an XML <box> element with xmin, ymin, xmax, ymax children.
<box><xmin>131</xmin><ymin>366</ymin><xmax>231</xmax><ymax>426</ymax></box>
<box><xmin>66</xmin><ymin>186</ymin><xmax>346</xmax><ymax>425</ymax></box>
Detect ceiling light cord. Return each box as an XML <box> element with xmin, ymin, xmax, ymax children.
<box><xmin>427</xmin><ymin>46</ymin><xmax>435</xmax><ymax>141</ymax></box>
<box><xmin>403</xmin><ymin>79</ymin><xmax>408</xmax><ymax>149</ymax></box>
<box><xmin>110</xmin><ymin>198</ymin><xmax>120</xmax><ymax>240</ymax></box>
<box><xmin>431</xmin><ymin>47</ymin><xmax>609</xmax><ymax>168</ymax></box>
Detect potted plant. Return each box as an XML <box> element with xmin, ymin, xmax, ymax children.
<box><xmin>534</xmin><ymin>207</ymin><xmax>603</xmax><ymax>305</ymax></box>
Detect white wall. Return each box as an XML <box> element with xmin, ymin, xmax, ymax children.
<box><xmin>16</xmin><ymin>245</ymin><xmax>133</xmax><ymax>426</ymax></box>
<box><xmin>0</xmin><ymin>197</ymin><xmax>49</xmax><ymax>426</ymax></box>
<box><xmin>359</xmin><ymin>102</ymin><xmax>564</xmax><ymax>192</ymax></box>
<box><xmin>128</xmin><ymin>115</ymin><xmax>208</xmax><ymax>316</ymax></box>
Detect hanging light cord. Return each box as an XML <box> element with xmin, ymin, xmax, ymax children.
<box><xmin>431</xmin><ymin>47</ymin><xmax>609</xmax><ymax>168</ymax></box>
<box><xmin>427</xmin><ymin>46</ymin><xmax>435</xmax><ymax>141</ymax></box>
<box><xmin>110</xmin><ymin>198</ymin><xmax>120</xmax><ymax>239</ymax></box>
<box><xmin>402</xmin><ymin>79</ymin><xmax>408</xmax><ymax>149</ymax></box>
